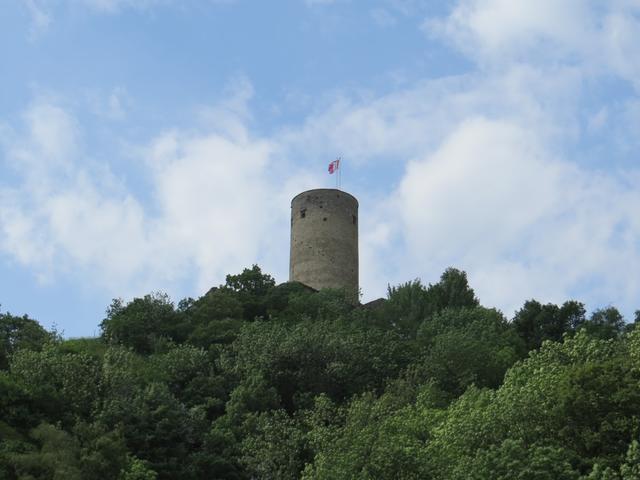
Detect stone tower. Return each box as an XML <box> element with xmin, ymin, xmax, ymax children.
<box><xmin>289</xmin><ymin>188</ymin><xmax>359</xmax><ymax>297</ymax></box>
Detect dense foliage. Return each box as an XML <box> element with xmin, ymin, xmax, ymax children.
<box><xmin>1</xmin><ymin>266</ymin><xmax>639</xmax><ymax>479</ymax></box>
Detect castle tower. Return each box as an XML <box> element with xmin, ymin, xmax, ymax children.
<box><xmin>289</xmin><ymin>188</ymin><xmax>359</xmax><ymax>297</ymax></box>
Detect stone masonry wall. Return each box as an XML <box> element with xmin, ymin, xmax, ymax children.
<box><xmin>289</xmin><ymin>189</ymin><xmax>359</xmax><ymax>297</ymax></box>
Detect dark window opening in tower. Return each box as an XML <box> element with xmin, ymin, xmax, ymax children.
<box><xmin>300</xmin><ymin>209</ymin><xmax>306</xmax><ymax>218</ymax></box>
<box><xmin>352</xmin><ymin>215</ymin><xmax>357</xmax><ymax>225</ymax></box>
<box><xmin>323</xmin><ymin>217</ymin><xmax>327</xmax><ymax>221</ymax></box>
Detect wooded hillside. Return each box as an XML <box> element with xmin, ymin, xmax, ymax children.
<box><xmin>1</xmin><ymin>265</ymin><xmax>639</xmax><ymax>479</ymax></box>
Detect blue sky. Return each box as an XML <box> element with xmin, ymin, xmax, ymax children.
<box><xmin>2</xmin><ymin>0</ymin><xmax>640</xmax><ymax>337</ymax></box>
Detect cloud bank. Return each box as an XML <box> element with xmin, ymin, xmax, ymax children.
<box><xmin>4</xmin><ymin>0</ymin><xmax>640</xmax><ymax>321</ymax></box>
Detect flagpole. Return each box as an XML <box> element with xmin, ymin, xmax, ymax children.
<box><xmin>329</xmin><ymin>157</ymin><xmax>342</xmax><ymax>190</ymax></box>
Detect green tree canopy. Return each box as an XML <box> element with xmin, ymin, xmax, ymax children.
<box><xmin>2</xmin><ymin>265</ymin><xmax>639</xmax><ymax>480</ymax></box>
<box><xmin>0</xmin><ymin>310</ymin><xmax>51</xmax><ymax>370</ymax></box>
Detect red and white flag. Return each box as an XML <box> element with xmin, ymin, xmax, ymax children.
<box><xmin>328</xmin><ymin>158</ymin><xmax>340</xmax><ymax>174</ymax></box>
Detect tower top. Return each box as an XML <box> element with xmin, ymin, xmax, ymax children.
<box><xmin>290</xmin><ymin>188</ymin><xmax>359</xmax><ymax>207</ymax></box>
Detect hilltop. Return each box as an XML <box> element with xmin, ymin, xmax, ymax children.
<box><xmin>1</xmin><ymin>265</ymin><xmax>639</xmax><ymax>479</ymax></box>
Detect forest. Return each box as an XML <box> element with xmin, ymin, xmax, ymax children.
<box><xmin>1</xmin><ymin>265</ymin><xmax>640</xmax><ymax>479</ymax></box>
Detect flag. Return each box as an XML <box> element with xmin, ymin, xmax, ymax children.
<box><xmin>328</xmin><ymin>158</ymin><xmax>340</xmax><ymax>174</ymax></box>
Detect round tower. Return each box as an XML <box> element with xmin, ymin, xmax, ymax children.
<box><xmin>289</xmin><ymin>188</ymin><xmax>359</xmax><ymax>298</ymax></box>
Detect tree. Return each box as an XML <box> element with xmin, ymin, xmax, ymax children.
<box><xmin>7</xmin><ymin>423</ymin><xmax>83</xmax><ymax>480</ymax></box>
<box><xmin>5</xmin><ymin>264</ymin><xmax>640</xmax><ymax>479</ymax></box>
<box><xmin>222</xmin><ymin>265</ymin><xmax>276</xmax><ymax>321</ymax></box>
<box><xmin>100</xmin><ymin>293</ymin><xmax>182</xmax><ymax>354</ymax></box>
<box><xmin>414</xmin><ymin>307</ymin><xmax>522</xmax><ymax>397</ymax></box>
<box><xmin>377</xmin><ymin>268</ymin><xmax>479</xmax><ymax>337</ymax></box>
<box><xmin>72</xmin><ymin>422</ymin><xmax>130</xmax><ymax>480</ymax></box>
<box><xmin>149</xmin><ymin>344</ymin><xmax>228</xmax><ymax>419</ymax></box>
<box><xmin>0</xmin><ymin>310</ymin><xmax>51</xmax><ymax>370</ymax></box>
<box><xmin>379</xmin><ymin>279</ymin><xmax>429</xmax><ymax>337</ymax></box>
<box><xmin>302</xmin><ymin>387</ymin><xmax>440</xmax><ymax>480</ymax></box>
<box><xmin>453</xmin><ymin>439</ymin><xmax>581</xmax><ymax>480</ymax></box>
<box><xmin>119</xmin><ymin>457</ymin><xmax>158</xmax><ymax>480</ymax></box>
<box><xmin>620</xmin><ymin>441</ymin><xmax>640</xmax><ymax>480</ymax></box>
<box><xmin>10</xmin><ymin>344</ymin><xmax>101</xmax><ymax>426</ymax></box>
<box><xmin>240</xmin><ymin>409</ymin><xmax>310</xmax><ymax>480</ymax></box>
<box><xmin>0</xmin><ymin>371</ymin><xmax>34</xmax><ymax>432</ymax></box>
<box><xmin>98</xmin><ymin>382</ymin><xmax>206</xmax><ymax>480</ymax></box>
<box><xmin>222</xmin><ymin>319</ymin><xmax>409</xmax><ymax>412</ymax></box>
<box><xmin>428</xmin><ymin>268</ymin><xmax>479</xmax><ymax>311</ymax></box>
<box><xmin>182</xmin><ymin>289</ymin><xmax>245</xmax><ymax>351</ymax></box>
<box><xmin>421</xmin><ymin>331</ymin><xmax>640</xmax><ymax>478</ymax></box>
<box><xmin>581</xmin><ymin>307</ymin><xmax>625</xmax><ymax>340</ymax></box>
<box><xmin>512</xmin><ymin>300</ymin><xmax>586</xmax><ymax>352</ymax></box>
<box><xmin>264</xmin><ymin>282</ymin><xmax>317</xmax><ymax>318</ymax></box>
<box><xmin>224</xmin><ymin>265</ymin><xmax>276</xmax><ymax>297</ymax></box>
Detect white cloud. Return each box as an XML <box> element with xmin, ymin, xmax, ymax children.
<box><xmin>427</xmin><ymin>0</ymin><xmax>640</xmax><ymax>89</ymax></box>
<box><xmin>76</xmin><ymin>0</ymin><xmax>234</xmax><ymax>11</ymax></box>
<box><xmin>143</xmin><ymin>128</ymin><xmax>277</xmax><ymax>290</ymax></box>
<box><xmin>2</xmin><ymin>102</ymin><xmax>79</xmax><ymax>190</ymax></box>
<box><xmin>23</xmin><ymin>0</ymin><xmax>52</xmax><ymax>39</ymax></box>
<box><xmin>79</xmin><ymin>0</ymin><xmax>147</xmax><ymax>13</ymax></box>
<box><xmin>0</xmin><ymin>100</ymin><xmax>147</xmax><ymax>285</ymax></box>
<box><xmin>3</xmin><ymin>62</ymin><xmax>640</xmax><ymax>317</ymax></box>
<box><xmin>281</xmin><ymin>63</ymin><xmax>582</xmax><ymax>167</ymax></box>
<box><xmin>370</xmin><ymin>8</ymin><xmax>397</xmax><ymax>27</ymax></box>
<box><xmin>21</xmin><ymin>0</ymin><xmax>235</xmax><ymax>36</ymax></box>
<box><xmin>0</xmin><ymin>83</ymin><xmax>300</xmax><ymax>299</ymax></box>
<box><xmin>22</xmin><ymin>103</ymin><xmax>78</xmax><ymax>166</ymax></box>
<box><xmin>6</xmin><ymin>0</ymin><xmax>640</xmax><ymax>322</ymax></box>
<box><xmin>21</xmin><ymin>0</ymin><xmax>152</xmax><ymax>32</ymax></box>
<box><xmin>399</xmin><ymin>118</ymin><xmax>565</xmax><ymax>264</ymax></box>
<box><xmin>196</xmin><ymin>75</ymin><xmax>255</xmax><ymax>142</ymax></box>
<box><xmin>305</xmin><ymin>0</ymin><xmax>342</xmax><ymax>6</ymax></box>
<box><xmin>80</xmin><ymin>87</ymin><xmax>131</xmax><ymax>121</ymax></box>
<box><xmin>274</xmin><ymin>0</ymin><xmax>640</xmax><ymax>316</ymax></box>
<box><xmin>0</xmin><ymin>192</ymin><xmax>54</xmax><ymax>273</ymax></box>
<box><xmin>427</xmin><ymin>0</ymin><xmax>595</xmax><ymax>61</ymax></box>
<box><xmin>396</xmin><ymin>117</ymin><xmax>640</xmax><ymax>315</ymax></box>
<box><xmin>587</xmin><ymin>107</ymin><xmax>608</xmax><ymax>133</ymax></box>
